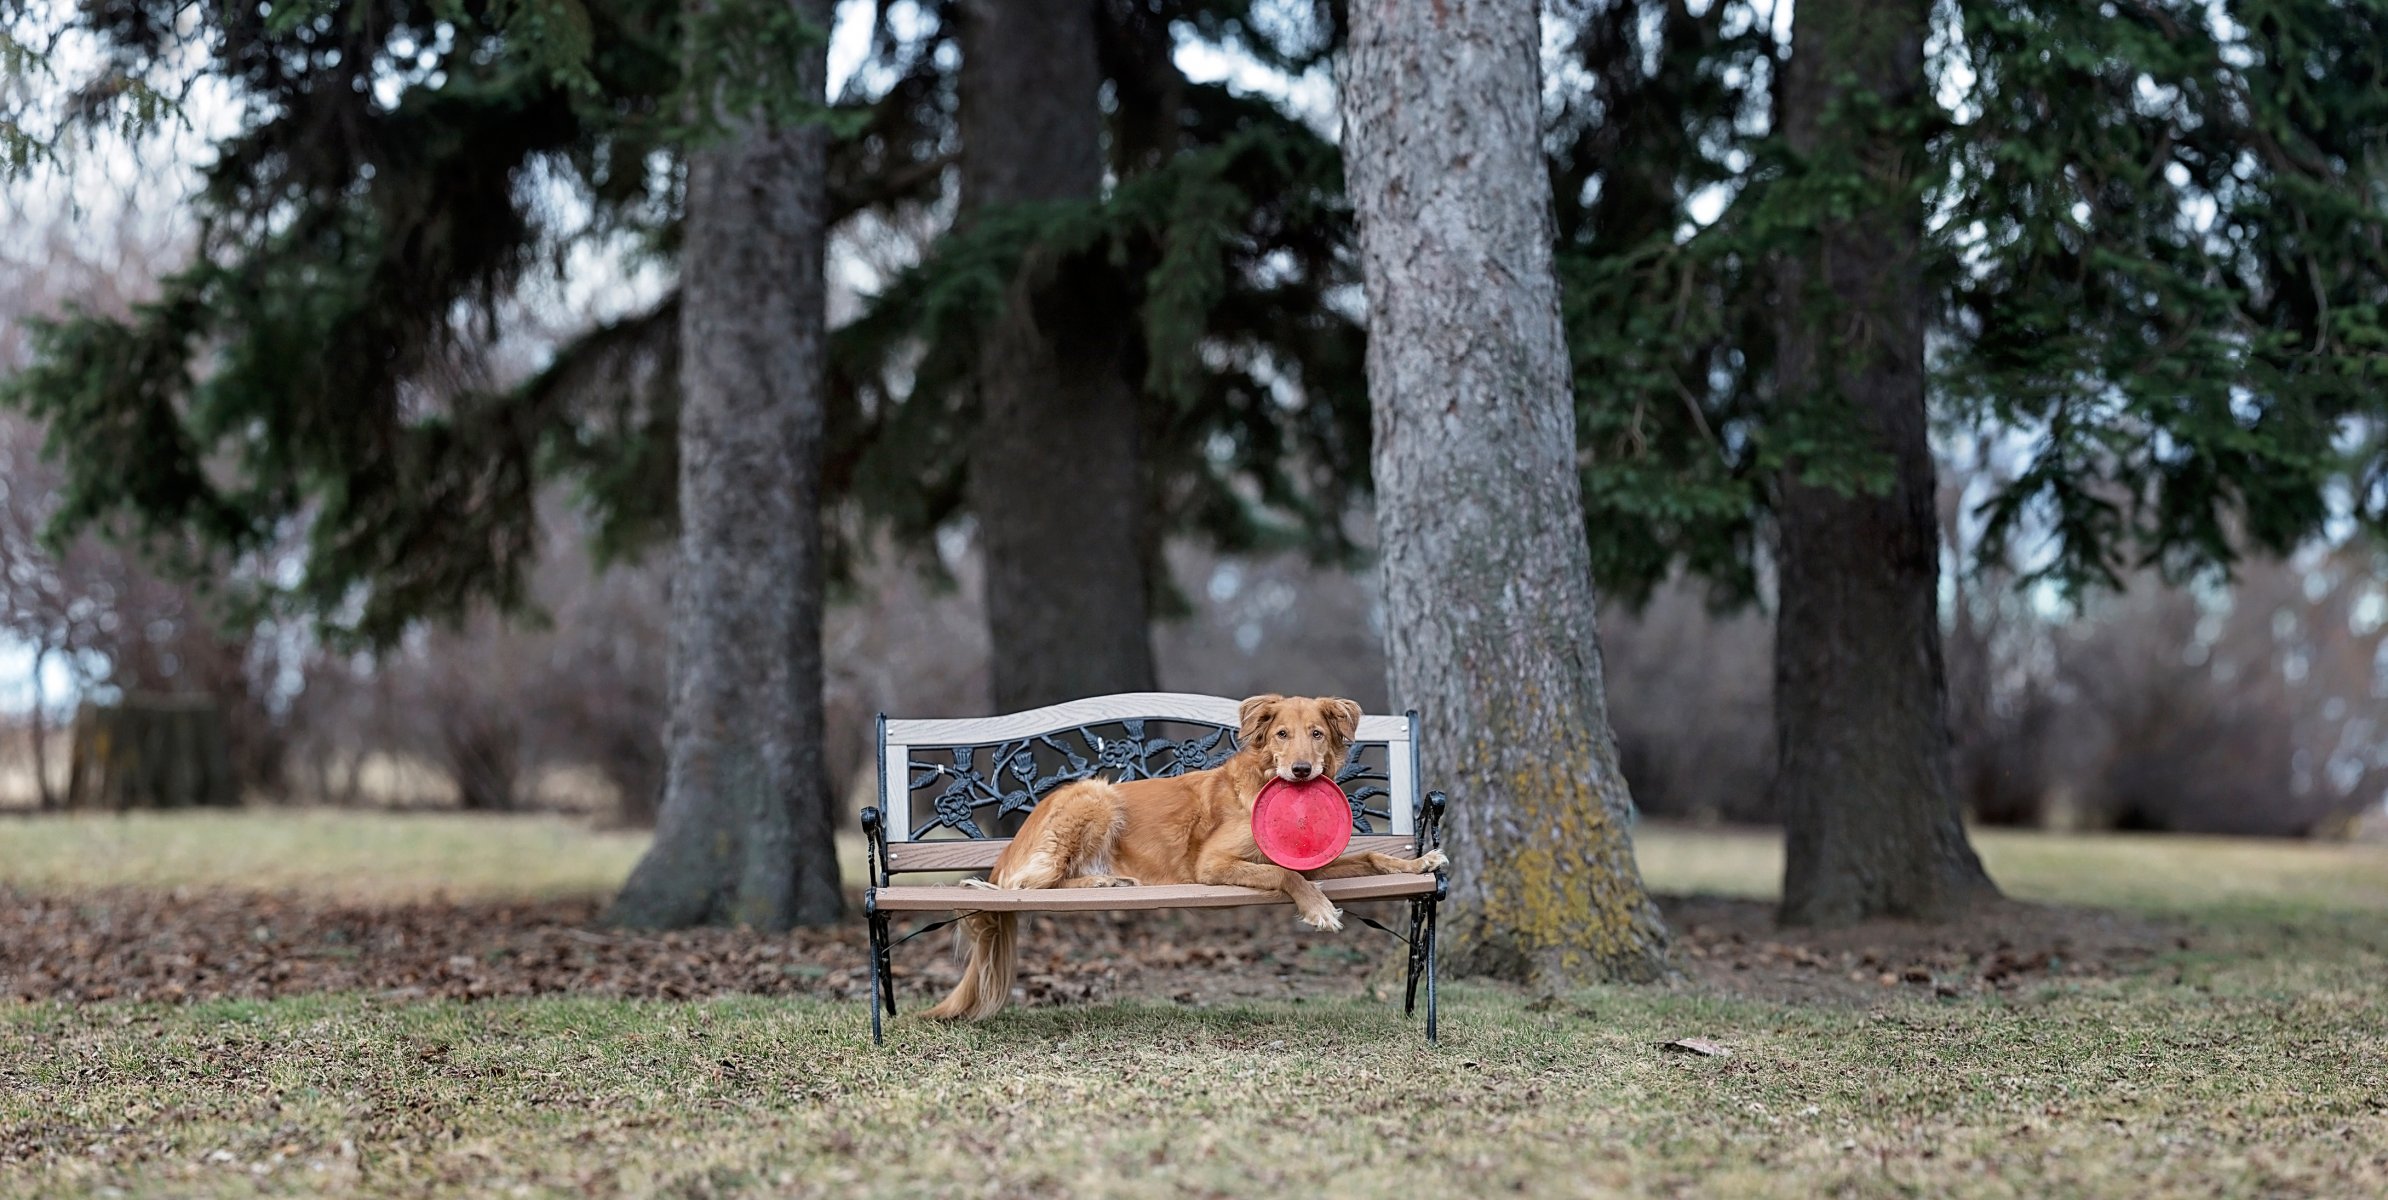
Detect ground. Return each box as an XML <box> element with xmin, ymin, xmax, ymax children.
<box><xmin>2</xmin><ymin>813</ymin><xmax>2384</xmax><ymax>1197</ymax></box>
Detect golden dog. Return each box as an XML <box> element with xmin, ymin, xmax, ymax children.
<box><xmin>924</xmin><ymin>693</ymin><xmax>1448</xmax><ymax>1021</ymax></box>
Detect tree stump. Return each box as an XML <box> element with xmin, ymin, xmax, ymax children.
<box><xmin>65</xmin><ymin>696</ymin><xmax>240</xmax><ymax>811</ymax></box>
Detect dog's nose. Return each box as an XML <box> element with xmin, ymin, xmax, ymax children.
<box><xmin>1289</xmin><ymin>763</ymin><xmax>1315</xmax><ymax>780</ymax></box>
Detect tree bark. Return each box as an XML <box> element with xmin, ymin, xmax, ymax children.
<box><xmin>606</xmin><ymin>0</ymin><xmax>842</xmax><ymax>930</ymax></box>
<box><xmin>1771</xmin><ymin>0</ymin><xmax>1997</xmax><ymax>927</ymax></box>
<box><xmin>1343</xmin><ymin>0</ymin><xmax>1671</xmax><ymax>985</ymax></box>
<box><xmin>958</xmin><ymin>0</ymin><xmax>1157</xmax><ymax>714</ymax></box>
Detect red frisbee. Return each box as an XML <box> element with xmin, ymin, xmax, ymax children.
<box><xmin>1251</xmin><ymin>776</ymin><xmax>1354</xmax><ymax>871</ymax></box>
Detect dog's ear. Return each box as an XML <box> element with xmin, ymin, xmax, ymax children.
<box><xmin>1323</xmin><ymin>698</ymin><xmax>1362</xmax><ymax>745</ymax></box>
<box><xmin>1238</xmin><ymin>694</ymin><xmax>1284</xmax><ymax>747</ymax></box>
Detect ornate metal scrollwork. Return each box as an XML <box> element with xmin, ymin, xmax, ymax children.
<box><xmin>905</xmin><ymin>718</ymin><xmax>1394</xmax><ymax>840</ymax></box>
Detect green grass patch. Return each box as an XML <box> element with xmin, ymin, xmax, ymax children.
<box><xmin>7</xmin><ymin>953</ymin><xmax>2385</xmax><ymax>1198</ymax></box>
<box><xmin>3</xmin><ymin>812</ymin><xmax>2386</xmax><ymax>1196</ymax></box>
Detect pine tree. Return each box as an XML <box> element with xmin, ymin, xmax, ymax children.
<box><xmin>1768</xmin><ymin>0</ymin><xmax>1997</xmax><ymax>925</ymax></box>
<box><xmin>4</xmin><ymin>0</ymin><xmax>686</xmax><ymax>643</ymax></box>
<box><xmin>954</xmin><ymin>0</ymin><xmax>1156</xmax><ymax>712</ymax></box>
<box><xmin>830</xmin><ymin>2</ymin><xmax>1375</xmax><ymax>610</ymax></box>
<box><xmin>1553</xmin><ymin>0</ymin><xmax>2388</xmax><ymax>924</ymax></box>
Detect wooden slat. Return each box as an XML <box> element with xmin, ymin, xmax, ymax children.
<box><xmin>884</xmin><ymin>692</ymin><xmax>1408</xmax><ymax>747</ymax></box>
<box><xmin>886</xmin><ymin>839</ymin><xmax>1010</xmax><ymax>872</ymax></box>
<box><xmin>881</xmin><ymin>735</ymin><xmax>909</xmax><ymax>842</ymax></box>
<box><xmin>871</xmin><ymin>872</ymin><xmax>1437</xmax><ymax>912</ymax></box>
<box><xmin>885</xmin><ymin>833</ymin><xmax>1419</xmax><ymax>874</ymax></box>
<box><xmin>1388</xmin><ymin>710</ymin><xmax>1417</xmax><ymax>838</ymax></box>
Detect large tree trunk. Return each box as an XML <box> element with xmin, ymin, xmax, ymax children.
<box><xmin>958</xmin><ymin>0</ymin><xmax>1156</xmax><ymax>714</ymax></box>
<box><xmin>1343</xmin><ymin>0</ymin><xmax>1671</xmax><ymax>985</ymax></box>
<box><xmin>606</xmin><ymin>0</ymin><xmax>842</xmax><ymax>930</ymax></box>
<box><xmin>64</xmin><ymin>696</ymin><xmax>239</xmax><ymax>810</ymax></box>
<box><xmin>1771</xmin><ymin>0</ymin><xmax>1997</xmax><ymax>927</ymax></box>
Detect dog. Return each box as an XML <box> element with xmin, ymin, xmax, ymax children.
<box><xmin>923</xmin><ymin>693</ymin><xmax>1448</xmax><ymax>1022</ymax></box>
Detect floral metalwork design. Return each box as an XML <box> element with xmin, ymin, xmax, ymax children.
<box><xmin>904</xmin><ymin>719</ymin><xmax>1394</xmax><ymax>839</ymax></box>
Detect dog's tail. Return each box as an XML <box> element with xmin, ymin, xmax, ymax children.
<box><xmin>922</xmin><ymin>909</ymin><xmax>1017</xmax><ymax>1022</ymax></box>
<box><xmin>922</xmin><ymin>779</ymin><xmax>1126</xmax><ymax>1023</ymax></box>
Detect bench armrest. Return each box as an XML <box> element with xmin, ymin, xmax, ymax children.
<box><xmin>860</xmin><ymin>806</ymin><xmax>890</xmax><ymax>889</ymax></box>
<box><xmin>1414</xmin><ymin>790</ymin><xmax>1446</xmax><ymax>859</ymax></box>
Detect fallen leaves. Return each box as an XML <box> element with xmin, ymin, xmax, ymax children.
<box><xmin>0</xmin><ymin>885</ymin><xmax>1403</xmax><ymax>1008</ymax></box>
<box><xmin>1661</xmin><ymin>895</ymin><xmax>2168</xmax><ymax>1005</ymax></box>
<box><xmin>0</xmin><ymin>885</ymin><xmax>2174</xmax><ymax>1012</ymax></box>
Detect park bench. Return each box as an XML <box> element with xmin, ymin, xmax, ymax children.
<box><xmin>859</xmin><ymin>692</ymin><xmax>1449</xmax><ymax>1044</ymax></box>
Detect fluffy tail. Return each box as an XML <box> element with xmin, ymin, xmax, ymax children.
<box><xmin>921</xmin><ymin>779</ymin><xmax>1124</xmax><ymax>1022</ymax></box>
<box><xmin>922</xmin><ymin>910</ymin><xmax>1018</xmax><ymax>1021</ymax></box>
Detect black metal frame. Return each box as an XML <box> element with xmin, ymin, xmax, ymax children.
<box><xmin>859</xmin><ymin>708</ymin><xmax>1449</xmax><ymax>1045</ymax></box>
<box><xmin>861</xmin><ymin>805</ymin><xmax>895</xmax><ymax>1046</ymax></box>
<box><xmin>1409</xmin><ymin>789</ymin><xmax>1447</xmax><ymax>1042</ymax></box>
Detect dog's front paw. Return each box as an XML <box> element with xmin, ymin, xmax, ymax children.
<box><xmin>1091</xmin><ymin>875</ymin><xmax>1141</xmax><ymax>888</ymax></box>
<box><xmin>1299</xmin><ymin>905</ymin><xmax>1344</xmax><ymax>933</ymax></box>
<box><xmin>1417</xmin><ymin>849</ymin><xmax>1448</xmax><ymax>872</ymax></box>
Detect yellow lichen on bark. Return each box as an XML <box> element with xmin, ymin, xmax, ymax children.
<box><xmin>1445</xmin><ymin>735</ymin><xmax>1668</xmax><ymax>985</ymax></box>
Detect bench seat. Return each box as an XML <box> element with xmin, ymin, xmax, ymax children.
<box><xmin>871</xmin><ymin>872</ymin><xmax>1438</xmax><ymax>913</ymax></box>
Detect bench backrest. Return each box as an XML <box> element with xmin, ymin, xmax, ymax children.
<box><xmin>877</xmin><ymin>692</ymin><xmax>1419</xmax><ymax>875</ymax></box>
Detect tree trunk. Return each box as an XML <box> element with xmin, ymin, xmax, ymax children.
<box><xmin>1343</xmin><ymin>0</ymin><xmax>1671</xmax><ymax>985</ymax></box>
<box><xmin>440</xmin><ymin>718</ymin><xmax>521</xmax><ymax>812</ymax></box>
<box><xmin>1771</xmin><ymin>0</ymin><xmax>1997</xmax><ymax>927</ymax></box>
<box><xmin>605</xmin><ymin>0</ymin><xmax>842</xmax><ymax>930</ymax></box>
<box><xmin>958</xmin><ymin>0</ymin><xmax>1157</xmax><ymax>714</ymax></box>
<box><xmin>64</xmin><ymin>696</ymin><xmax>239</xmax><ymax>810</ymax></box>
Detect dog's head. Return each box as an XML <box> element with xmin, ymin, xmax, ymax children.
<box><xmin>1237</xmin><ymin>693</ymin><xmax>1363</xmax><ymax>785</ymax></box>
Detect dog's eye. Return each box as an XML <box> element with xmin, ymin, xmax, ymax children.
<box><xmin>1274</xmin><ymin>728</ymin><xmax>1290</xmax><ymax>740</ymax></box>
<box><xmin>1311</xmin><ymin>728</ymin><xmax>1324</xmax><ymax>740</ymax></box>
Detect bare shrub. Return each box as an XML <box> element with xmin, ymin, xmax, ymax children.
<box><xmin>1599</xmin><ymin>579</ymin><xmax>1776</xmax><ymax>824</ymax></box>
<box><xmin>1</xmin><ymin>412</ymin><xmax>294</xmax><ymax>804</ymax></box>
<box><xmin>2019</xmin><ymin>553</ymin><xmax>2388</xmax><ymax>836</ymax></box>
<box><xmin>821</xmin><ymin>532</ymin><xmax>991</xmax><ymax>816</ymax></box>
<box><xmin>1153</xmin><ymin>543</ymin><xmax>1390</xmax><ymax>710</ymax></box>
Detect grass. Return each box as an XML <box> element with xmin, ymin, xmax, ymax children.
<box><xmin>5</xmin><ymin>813</ymin><xmax>2387</xmax><ymax>1198</ymax></box>
<box><xmin>0</xmin><ymin>810</ymin><xmax>653</xmax><ymax>902</ymax></box>
<box><xmin>10</xmin><ymin>808</ymin><xmax>2379</xmax><ymax>915</ymax></box>
<box><xmin>0</xmin><ymin>810</ymin><xmax>872</xmax><ymax>902</ymax></box>
<box><xmin>1636</xmin><ymin>821</ymin><xmax>2388</xmax><ymax>916</ymax></box>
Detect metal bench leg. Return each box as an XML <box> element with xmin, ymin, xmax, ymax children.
<box><xmin>1403</xmin><ymin>897</ymin><xmax>1428</xmax><ymax>1016</ymax></box>
<box><xmin>1424</xmin><ymin>896</ymin><xmax>1439</xmax><ymax>1044</ymax></box>
<box><xmin>866</xmin><ymin>897</ymin><xmax>892</xmax><ymax>1045</ymax></box>
<box><xmin>878</xmin><ymin>918</ymin><xmax>898</xmax><ymax>1020</ymax></box>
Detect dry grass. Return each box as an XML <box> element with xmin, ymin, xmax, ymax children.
<box><xmin>1635</xmin><ymin>820</ymin><xmax>2388</xmax><ymax>915</ymax></box>
<box><xmin>2</xmin><ymin>812</ymin><xmax>2385</xmax><ymax>1198</ymax></box>
<box><xmin>6</xmin><ymin>951</ymin><xmax>2384</xmax><ymax>1199</ymax></box>
<box><xmin>7</xmin><ymin>810</ymin><xmax>2383</xmax><ymax>916</ymax></box>
<box><xmin>0</xmin><ymin>811</ymin><xmax>657</xmax><ymax>902</ymax></box>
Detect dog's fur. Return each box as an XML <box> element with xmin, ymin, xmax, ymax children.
<box><xmin>923</xmin><ymin>694</ymin><xmax>1448</xmax><ymax>1022</ymax></box>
